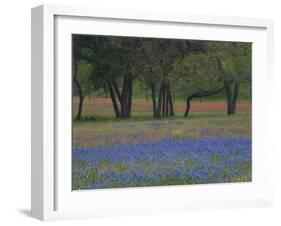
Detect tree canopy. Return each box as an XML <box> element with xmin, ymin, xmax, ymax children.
<box><xmin>72</xmin><ymin>35</ymin><xmax>252</xmax><ymax>120</ymax></box>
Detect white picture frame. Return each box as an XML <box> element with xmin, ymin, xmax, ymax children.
<box><xmin>31</xmin><ymin>4</ymin><xmax>274</xmax><ymax>221</ymax></box>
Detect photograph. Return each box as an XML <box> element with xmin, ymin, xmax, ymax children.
<box><xmin>71</xmin><ymin>34</ymin><xmax>252</xmax><ymax>190</ymax></box>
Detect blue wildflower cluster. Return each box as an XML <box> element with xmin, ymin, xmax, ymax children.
<box><xmin>72</xmin><ymin>137</ymin><xmax>251</xmax><ymax>190</ymax></box>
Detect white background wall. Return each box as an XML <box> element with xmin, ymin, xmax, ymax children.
<box><xmin>0</xmin><ymin>0</ymin><xmax>280</xmax><ymax>225</ymax></box>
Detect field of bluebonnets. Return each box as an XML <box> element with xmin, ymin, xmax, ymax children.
<box><xmin>72</xmin><ymin>99</ymin><xmax>251</xmax><ymax>190</ymax></box>
<box><xmin>72</xmin><ymin>35</ymin><xmax>252</xmax><ymax>190</ymax></box>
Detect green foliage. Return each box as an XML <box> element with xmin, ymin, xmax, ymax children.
<box><xmin>72</xmin><ymin>35</ymin><xmax>252</xmax><ymax>118</ymax></box>
<box><xmin>171</xmin><ymin>41</ymin><xmax>252</xmax><ymax>97</ymax></box>
<box><xmin>207</xmin><ymin>42</ymin><xmax>251</xmax><ymax>82</ymax></box>
<box><xmin>74</xmin><ymin>62</ymin><xmax>93</xmax><ymax>96</ymax></box>
<box><xmin>173</xmin><ymin>53</ymin><xmax>223</xmax><ymax>95</ymax></box>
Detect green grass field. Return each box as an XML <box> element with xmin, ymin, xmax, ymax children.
<box><xmin>73</xmin><ymin>97</ymin><xmax>251</xmax><ymax>149</ymax></box>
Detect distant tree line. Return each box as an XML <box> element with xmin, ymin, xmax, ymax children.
<box><xmin>72</xmin><ymin>35</ymin><xmax>251</xmax><ymax>120</ymax></box>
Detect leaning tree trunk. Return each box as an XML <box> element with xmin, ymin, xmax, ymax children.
<box><xmin>106</xmin><ymin>80</ymin><xmax>121</xmax><ymax>118</ymax></box>
<box><xmin>76</xmin><ymin>95</ymin><xmax>84</xmax><ymax>120</ymax></box>
<box><xmin>184</xmin><ymin>85</ymin><xmax>226</xmax><ymax>117</ymax></box>
<box><xmin>112</xmin><ymin>79</ymin><xmax>122</xmax><ymax>103</ymax></box>
<box><xmin>107</xmin><ymin>74</ymin><xmax>133</xmax><ymax>119</ymax></box>
<box><xmin>184</xmin><ymin>97</ymin><xmax>192</xmax><ymax>117</ymax></box>
<box><xmin>74</xmin><ymin>77</ymin><xmax>84</xmax><ymax>120</ymax></box>
<box><xmin>156</xmin><ymin>83</ymin><xmax>164</xmax><ymax>118</ymax></box>
<box><xmin>73</xmin><ymin>61</ymin><xmax>84</xmax><ymax>120</ymax></box>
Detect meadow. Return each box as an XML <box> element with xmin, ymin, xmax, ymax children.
<box><xmin>72</xmin><ymin>97</ymin><xmax>252</xmax><ymax>190</ymax></box>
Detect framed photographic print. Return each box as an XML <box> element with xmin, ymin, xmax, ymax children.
<box><xmin>31</xmin><ymin>4</ymin><xmax>274</xmax><ymax>221</ymax></box>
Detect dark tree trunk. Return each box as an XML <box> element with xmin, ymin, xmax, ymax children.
<box><xmin>184</xmin><ymin>85</ymin><xmax>226</xmax><ymax>117</ymax></box>
<box><xmin>120</xmin><ymin>77</ymin><xmax>128</xmax><ymax>118</ymax></box>
<box><xmin>112</xmin><ymin>79</ymin><xmax>122</xmax><ymax>103</ymax></box>
<box><xmin>165</xmin><ymin>85</ymin><xmax>169</xmax><ymax>117</ymax></box>
<box><xmin>76</xmin><ymin>96</ymin><xmax>84</xmax><ymax>120</ymax></box>
<box><xmin>216</xmin><ymin>58</ymin><xmax>240</xmax><ymax>115</ymax></box>
<box><xmin>162</xmin><ymin>85</ymin><xmax>166</xmax><ymax>117</ymax></box>
<box><xmin>225</xmin><ymin>82</ymin><xmax>233</xmax><ymax>115</ymax></box>
<box><xmin>157</xmin><ymin>83</ymin><xmax>164</xmax><ymax>117</ymax></box>
<box><xmin>151</xmin><ymin>82</ymin><xmax>157</xmax><ymax>117</ymax></box>
<box><xmin>118</xmin><ymin>74</ymin><xmax>133</xmax><ymax>119</ymax></box>
<box><xmin>74</xmin><ymin>77</ymin><xmax>84</xmax><ymax>120</ymax></box>
<box><xmin>225</xmin><ymin>81</ymin><xmax>240</xmax><ymax>115</ymax></box>
<box><xmin>127</xmin><ymin>77</ymin><xmax>133</xmax><ymax>117</ymax></box>
<box><xmin>106</xmin><ymin>80</ymin><xmax>120</xmax><ymax>118</ymax></box>
<box><xmin>184</xmin><ymin>98</ymin><xmax>191</xmax><ymax>117</ymax></box>
<box><xmin>231</xmin><ymin>81</ymin><xmax>240</xmax><ymax>114</ymax></box>
<box><xmin>107</xmin><ymin>75</ymin><xmax>133</xmax><ymax>119</ymax></box>
<box><xmin>73</xmin><ymin>61</ymin><xmax>84</xmax><ymax>120</ymax></box>
<box><xmin>155</xmin><ymin>82</ymin><xmax>174</xmax><ymax>118</ymax></box>
<box><xmin>167</xmin><ymin>86</ymin><xmax>174</xmax><ymax>116</ymax></box>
